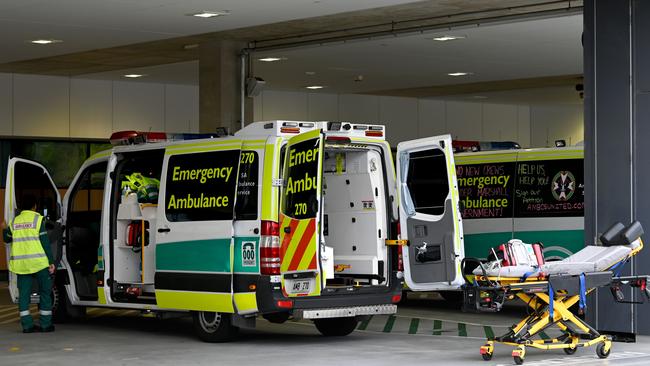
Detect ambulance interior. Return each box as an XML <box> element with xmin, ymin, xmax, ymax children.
<box><xmin>109</xmin><ymin>149</ymin><xmax>164</xmax><ymax>303</ymax></box>
<box><xmin>65</xmin><ymin>161</ymin><xmax>107</xmax><ymax>301</ymax></box>
<box><xmin>320</xmin><ymin>145</ymin><xmax>390</xmax><ymax>287</ymax></box>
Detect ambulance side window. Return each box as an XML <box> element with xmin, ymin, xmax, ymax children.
<box><xmin>406</xmin><ymin>149</ymin><xmax>448</xmax><ymax>215</ymax></box>
<box><xmin>164</xmin><ymin>150</ymin><xmax>240</xmax><ymax>222</ymax></box>
<box><xmin>12</xmin><ymin>161</ymin><xmax>59</xmax><ymax>220</ymax></box>
<box><xmin>235</xmin><ymin>151</ymin><xmax>259</xmax><ymax>220</ymax></box>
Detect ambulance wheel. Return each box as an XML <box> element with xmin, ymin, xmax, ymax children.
<box><xmin>314</xmin><ymin>317</ymin><xmax>358</xmax><ymax>337</ymax></box>
<box><xmin>193</xmin><ymin>311</ymin><xmax>238</xmax><ymax>342</ymax></box>
<box><xmin>563</xmin><ymin>346</ymin><xmax>577</xmax><ymax>355</ymax></box>
<box><xmin>53</xmin><ymin>284</ymin><xmax>86</xmax><ymax>323</ymax></box>
<box><xmin>440</xmin><ymin>290</ymin><xmax>464</xmax><ymax>305</ymax></box>
<box><xmin>596</xmin><ymin>343</ymin><xmax>610</xmax><ymax>359</ymax></box>
<box><xmin>262</xmin><ymin>312</ymin><xmax>290</xmax><ymax>324</ymax></box>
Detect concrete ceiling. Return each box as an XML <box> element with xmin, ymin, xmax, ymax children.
<box><xmin>0</xmin><ymin>0</ymin><xmax>580</xmax><ymax>75</ymax></box>
<box><xmin>79</xmin><ymin>14</ymin><xmax>584</xmax><ymax>107</ymax></box>
<box><xmin>252</xmin><ymin>15</ymin><xmax>583</xmax><ymax>94</ymax></box>
<box><xmin>0</xmin><ymin>0</ymin><xmax>419</xmax><ymax>64</ymax></box>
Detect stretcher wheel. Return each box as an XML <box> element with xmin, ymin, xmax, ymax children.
<box><xmin>481</xmin><ymin>352</ymin><xmax>493</xmax><ymax>361</ymax></box>
<box><xmin>596</xmin><ymin>343</ymin><xmax>611</xmax><ymax>359</ymax></box>
<box><xmin>513</xmin><ymin>355</ymin><xmax>524</xmax><ymax>365</ymax></box>
<box><xmin>563</xmin><ymin>346</ymin><xmax>577</xmax><ymax>355</ymax></box>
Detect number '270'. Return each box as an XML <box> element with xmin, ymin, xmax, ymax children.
<box><xmin>294</xmin><ymin>203</ymin><xmax>307</xmax><ymax>215</ymax></box>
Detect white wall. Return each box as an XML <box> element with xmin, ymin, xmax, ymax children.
<box><xmin>530</xmin><ymin>104</ymin><xmax>584</xmax><ymax>147</ymax></box>
<box><xmin>0</xmin><ymin>73</ymin><xmax>199</xmax><ymax>139</ymax></box>
<box><xmin>0</xmin><ymin>74</ymin><xmax>582</xmax><ymax>148</ymax></box>
<box><xmin>253</xmin><ymin>90</ymin><xmax>539</xmax><ymax>147</ymax></box>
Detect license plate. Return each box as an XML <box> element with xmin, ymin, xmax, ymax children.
<box><xmin>286</xmin><ymin>278</ymin><xmax>313</xmax><ymax>295</ymax></box>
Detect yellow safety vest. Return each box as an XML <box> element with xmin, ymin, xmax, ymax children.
<box><xmin>9</xmin><ymin>210</ymin><xmax>49</xmax><ymax>274</ymax></box>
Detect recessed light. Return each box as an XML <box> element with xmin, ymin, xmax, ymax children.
<box><xmin>30</xmin><ymin>39</ymin><xmax>62</xmax><ymax>45</ymax></box>
<box><xmin>447</xmin><ymin>72</ymin><xmax>473</xmax><ymax>77</ymax></box>
<box><xmin>432</xmin><ymin>35</ymin><xmax>466</xmax><ymax>42</ymax></box>
<box><xmin>305</xmin><ymin>71</ymin><xmax>316</xmax><ymax>76</ymax></box>
<box><xmin>123</xmin><ymin>74</ymin><xmax>145</xmax><ymax>78</ymax></box>
<box><xmin>258</xmin><ymin>57</ymin><xmax>285</xmax><ymax>62</ymax></box>
<box><xmin>189</xmin><ymin>10</ymin><xmax>230</xmax><ymax>18</ymax></box>
<box><xmin>306</xmin><ymin>85</ymin><xmax>325</xmax><ymax>90</ymax></box>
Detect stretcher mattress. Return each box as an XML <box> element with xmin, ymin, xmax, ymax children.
<box><xmin>473</xmin><ymin>240</ymin><xmax>641</xmax><ymax>278</ymax></box>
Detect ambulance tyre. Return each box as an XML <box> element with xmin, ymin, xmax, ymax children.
<box><xmin>439</xmin><ymin>291</ymin><xmax>464</xmax><ymax>305</ymax></box>
<box><xmin>262</xmin><ymin>312</ymin><xmax>290</xmax><ymax>324</ymax></box>
<box><xmin>314</xmin><ymin>317</ymin><xmax>358</xmax><ymax>337</ymax></box>
<box><xmin>53</xmin><ymin>283</ymin><xmax>86</xmax><ymax>323</ymax></box>
<box><xmin>193</xmin><ymin>311</ymin><xmax>238</xmax><ymax>342</ymax></box>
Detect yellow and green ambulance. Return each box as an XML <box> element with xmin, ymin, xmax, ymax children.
<box><xmin>4</xmin><ymin>121</ymin><xmax>466</xmax><ymax>341</ymax></box>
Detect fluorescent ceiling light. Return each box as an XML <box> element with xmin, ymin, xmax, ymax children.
<box><xmin>432</xmin><ymin>35</ymin><xmax>466</xmax><ymax>42</ymax></box>
<box><xmin>30</xmin><ymin>39</ymin><xmax>62</xmax><ymax>45</ymax></box>
<box><xmin>123</xmin><ymin>74</ymin><xmax>145</xmax><ymax>78</ymax></box>
<box><xmin>258</xmin><ymin>57</ymin><xmax>285</xmax><ymax>62</ymax></box>
<box><xmin>190</xmin><ymin>10</ymin><xmax>229</xmax><ymax>18</ymax></box>
<box><xmin>447</xmin><ymin>72</ymin><xmax>473</xmax><ymax>77</ymax></box>
<box><xmin>305</xmin><ymin>85</ymin><xmax>325</xmax><ymax>90</ymax></box>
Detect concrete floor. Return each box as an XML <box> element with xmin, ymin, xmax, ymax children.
<box><xmin>1</xmin><ymin>284</ymin><xmax>650</xmax><ymax>366</ymax></box>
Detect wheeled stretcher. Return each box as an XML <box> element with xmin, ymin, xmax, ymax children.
<box><xmin>461</xmin><ymin>221</ymin><xmax>648</xmax><ymax>365</ymax></box>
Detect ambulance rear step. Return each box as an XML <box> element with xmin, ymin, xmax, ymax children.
<box><xmin>295</xmin><ymin>304</ymin><xmax>397</xmax><ymax>319</ymax></box>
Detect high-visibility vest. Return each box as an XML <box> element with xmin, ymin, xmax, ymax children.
<box><xmin>9</xmin><ymin>210</ymin><xmax>49</xmax><ymax>274</ymax></box>
<box><xmin>121</xmin><ymin>173</ymin><xmax>159</xmax><ymax>202</ymax></box>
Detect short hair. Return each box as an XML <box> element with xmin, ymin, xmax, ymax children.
<box><xmin>19</xmin><ymin>194</ymin><xmax>37</xmax><ymax>211</ymax></box>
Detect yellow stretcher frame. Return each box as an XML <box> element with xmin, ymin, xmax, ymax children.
<box><xmin>475</xmin><ymin>239</ymin><xmax>644</xmax><ymax>365</ymax></box>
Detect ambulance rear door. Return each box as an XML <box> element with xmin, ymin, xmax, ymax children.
<box><xmin>396</xmin><ymin>135</ymin><xmax>465</xmax><ymax>291</ymax></box>
<box><xmin>4</xmin><ymin>158</ymin><xmax>63</xmax><ymax>302</ymax></box>
<box><xmin>279</xmin><ymin>129</ymin><xmax>324</xmax><ymax>297</ymax></box>
<box><xmin>154</xmin><ymin>139</ymin><xmax>242</xmax><ymax>312</ymax></box>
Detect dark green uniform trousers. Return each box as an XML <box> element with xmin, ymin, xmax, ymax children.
<box><xmin>17</xmin><ymin>268</ymin><xmax>52</xmax><ymax>330</ymax></box>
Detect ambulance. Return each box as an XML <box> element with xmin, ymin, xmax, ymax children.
<box><xmin>455</xmin><ymin>146</ymin><xmax>584</xmax><ymax>261</ymax></box>
<box><xmin>4</xmin><ymin>120</ymin><xmax>465</xmax><ymax>342</ymax></box>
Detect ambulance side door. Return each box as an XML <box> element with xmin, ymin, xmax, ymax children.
<box><xmin>397</xmin><ymin>135</ymin><xmax>465</xmax><ymax>290</ymax></box>
<box><xmin>4</xmin><ymin>158</ymin><xmax>62</xmax><ymax>303</ymax></box>
<box><xmin>154</xmin><ymin>140</ymin><xmax>242</xmax><ymax>312</ymax></box>
<box><xmin>279</xmin><ymin>129</ymin><xmax>324</xmax><ymax>297</ymax></box>
<box><xmin>232</xmin><ymin>140</ymin><xmax>265</xmax><ymax>315</ymax></box>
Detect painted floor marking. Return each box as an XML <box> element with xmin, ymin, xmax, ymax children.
<box><xmin>356</xmin><ymin>314</ymin><xmax>565</xmax><ymax>340</ymax></box>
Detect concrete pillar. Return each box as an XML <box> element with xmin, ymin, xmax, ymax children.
<box><xmin>199</xmin><ymin>40</ymin><xmax>249</xmax><ymax>134</ymax></box>
<box><xmin>584</xmin><ymin>0</ymin><xmax>650</xmax><ymax>336</ymax></box>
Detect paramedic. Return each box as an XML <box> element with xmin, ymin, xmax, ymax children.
<box><xmin>2</xmin><ymin>194</ymin><xmax>55</xmax><ymax>333</ymax></box>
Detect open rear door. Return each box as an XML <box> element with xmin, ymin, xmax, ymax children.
<box><xmin>4</xmin><ymin>158</ymin><xmax>62</xmax><ymax>302</ymax></box>
<box><xmin>280</xmin><ymin>129</ymin><xmax>324</xmax><ymax>297</ymax></box>
<box><xmin>397</xmin><ymin>135</ymin><xmax>464</xmax><ymax>291</ymax></box>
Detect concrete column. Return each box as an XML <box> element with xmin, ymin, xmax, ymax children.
<box><xmin>585</xmin><ymin>0</ymin><xmax>650</xmax><ymax>336</ymax></box>
<box><xmin>199</xmin><ymin>40</ymin><xmax>249</xmax><ymax>134</ymax></box>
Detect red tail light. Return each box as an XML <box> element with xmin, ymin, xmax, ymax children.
<box><xmin>365</xmin><ymin>130</ymin><xmax>383</xmax><ymax>137</ymax></box>
<box><xmin>391</xmin><ymin>294</ymin><xmax>402</xmax><ymax>303</ymax></box>
<box><xmin>277</xmin><ymin>300</ymin><xmax>293</xmax><ymax>309</ymax></box>
<box><xmin>260</xmin><ymin>220</ymin><xmax>281</xmax><ymax>275</ymax></box>
<box><xmin>261</xmin><ymin>220</ymin><xmax>280</xmax><ymax>236</ymax></box>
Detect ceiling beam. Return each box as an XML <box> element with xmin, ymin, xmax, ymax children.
<box><xmin>365</xmin><ymin>74</ymin><xmax>584</xmax><ymax>98</ymax></box>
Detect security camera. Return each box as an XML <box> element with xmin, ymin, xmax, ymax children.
<box><xmin>246</xmin><ymin>77</ymin><xmax>266</xmax><ymax>97</ymax></box>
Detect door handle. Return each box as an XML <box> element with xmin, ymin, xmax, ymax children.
<box><xmin>158</xmin><ymin>227</ymin><xmax>171</xmax><ymax>233</ymax></box>
<box><xmin>284</xmin><ymin>226</ymin><xmax>291</xmax><ymax>234</ymax></box>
